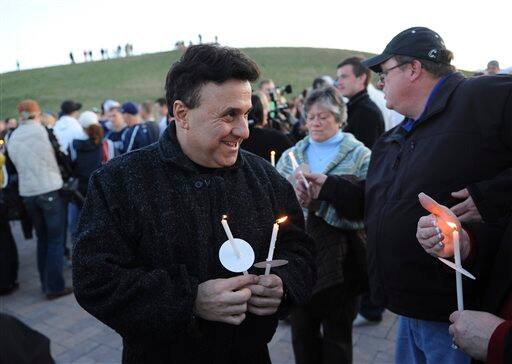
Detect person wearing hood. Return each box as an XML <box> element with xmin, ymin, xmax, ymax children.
<box><xmin>67</xmin><ymin>111</ymin><xmax>104</xmax><ymax>246</ymax></box>
<box><xmin>54</xmin><ymin>100</ymin><xmax>87</xmax><ymax>153</ymax></box>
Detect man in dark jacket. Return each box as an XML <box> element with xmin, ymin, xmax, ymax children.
<box><xmin>336</xmin><ymin>57</ymin><xmax>385</xmax><ymax>149</ymax></box>
<box><xmin>73</xmin><ymin>44</ymin><xmax>316</xmax><ymax>364</ymax></box>
<box><xmin>336</xmin><ymin>56</ymin><xmax>386</xmax><ymax>325</ymax></box>
<box><xmin>300</xmin><ymin>27</ymin><xmax>512</xmax><ymax>364</ymax></box>
<box><xmin>416</xmin><ymin>197</ymin><xmax>512</xmax><ymax>363</ymax></box>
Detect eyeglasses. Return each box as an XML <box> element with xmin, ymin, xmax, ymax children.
<box><xmin>378</xmin><ymin>61</ymin><xmax>410</xmax><ymax>83</ymax></box>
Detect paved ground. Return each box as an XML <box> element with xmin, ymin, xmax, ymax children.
<box><xmin>1</xmin><ymin>221</ymin><xmax>397</xmax><ymax>363</ymax></box>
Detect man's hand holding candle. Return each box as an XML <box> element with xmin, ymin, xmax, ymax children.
<box><xmin>194</xmin><ymin>274</ymin><xmax>258</xmax><ymax>325</ymax></box>
<box><xmin>449</xmin><ymin>310</ymin><xmax>505</xmax><ymax>361</ymax></box>
<box><xmin>247</xmin><ymin>274</ymin><xmax>284</xmax><ymax>316</ymax></box>
<box><xmin>416</xmin><ymin>193</ymin><xmax>471</xmax><ymax>259</ymax></box>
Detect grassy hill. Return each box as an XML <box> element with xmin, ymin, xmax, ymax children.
<box><xmin>0</xmin><ymin>47</ymin><xmax>374</xmax><ymax>119</ymax></box>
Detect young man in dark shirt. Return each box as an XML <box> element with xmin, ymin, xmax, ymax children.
<box><xmin>336</xmin><ymin>57</ymin><xmax>385</xmax><ymax>149</ymax></box>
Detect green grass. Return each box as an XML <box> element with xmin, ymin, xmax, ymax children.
<box><xmin>0</xmin><ymin>47</ymin><xmax>375</xmax><ymax>119</ymax></box>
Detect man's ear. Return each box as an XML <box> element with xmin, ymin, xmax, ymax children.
<box><xmin>173</xmin><ymin>100</ymin><xmax>190</xmax><ymax>130</ymax></box>
<box><xmin>410</xmin><ymin>60</ymin><xmax>423</xmax><ymax>82</ymax></box>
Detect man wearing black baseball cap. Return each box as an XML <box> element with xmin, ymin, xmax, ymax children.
<box><xmin>302</xmin><ymin>27</ymin><xmax>512</xmax><ymax>363</ymax></box>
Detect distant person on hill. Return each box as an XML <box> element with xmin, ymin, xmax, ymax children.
<box><xmin>69</xmin><ymin>52</ymin><xmax>75</xmax><ymax>64</ymax></box>
<box><xmin>54</xmin><ymin>100</ymin><xmax>87</xmax><ymax>153</ymax></box>
<box><xmin>120</xmin><ymin>102</ymin><xmax>154</xmax><ymax>153</ymax></box>
<box><xmin>241</xmin><ymin>93</ymin><xmax>292</xmax><ymax>163</ymax></box>
<box><xmin>155</xmin><ymin>97</ymin><xmax>169</xmax><ymax>136</ymax></box>
<box><xmin>88</xmin><ymin>50</ymin><xmax>93</xmax><ymax>61</ymax></box>
<box><xmin>100</xmin><ymin>49</ymin><xmax>105</xmax><ymax>60</ymax></box>
<box><xmin>140</xmin><ymin>101</ymin><xmax>160</xmax><ymax>143</ymax></box>
<box><xmin>105</xmin><ymin>106</ymin><xmax>126</xmax><ymax>156</ymax></box>
<box><xmin>485</xmin><ymin>60</ymin><xmax>500</xmax><ymax>75</ymax></box>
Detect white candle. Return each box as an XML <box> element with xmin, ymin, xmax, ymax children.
<box><xmin>452</xmin><ymin>228</ymin><xmax>464</xmax><ymax>311</ymax></box>
<box><xmin>221</xmin><ymin>216</ymin><xmax>242</xmax><ymax>259</ymax></box>
<box><xmin>287</xmin><ymin>151</ymin><xmax>310</xmax><ymax>188</ymax></box>
<box><xmin>265</xmin><ymin>217</ymin><xmax>288</xmax><ymax>275</ymax></box>
<box><xmin>270</xmin><ymin>151</ymin><xmax>276</xmax><ymax>167</ymax></box>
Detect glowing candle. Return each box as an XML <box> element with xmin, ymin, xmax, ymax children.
<box><xmin>265</xmin><ymin>216</ymin><xmax>288</xmax><ymax>275</ymax></box>
<box><xmin>287</xmin><ymin>151</ymin><xmax>309</xmax><ymax>188</ymax></box>
<box><xmin>447</xmin><ymin>222</ymin><xmax>463</xmax><ymax>311</ymax></box>
<box><xmin>270</xmin><ymin>150</ymin><xmax>276</xmax><ymax>167</ymax></box>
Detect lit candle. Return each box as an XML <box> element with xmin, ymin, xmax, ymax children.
<box><xmin>287</xmin><ymin>151</ymin><xmax>309</xmax><ymax>188</ymax></box>
<box><xmin>265</xmin><ymin>216</ymin><xmax>288</xmax><ymax>275</ymax></box>
<box><xmin>270</xmin><ymin>150</ymin><xmax>276</xmax><ymax>167</ymax></box>
<box><xmin>447</xmin><ymin>222</ymin><xmax>463</xmax><ymax>311</ymax></box>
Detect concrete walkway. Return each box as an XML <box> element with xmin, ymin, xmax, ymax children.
<box><xmin>0</xmin><ymin>221</ymin><xmax>397</xmax><ymax>363</ymax></box>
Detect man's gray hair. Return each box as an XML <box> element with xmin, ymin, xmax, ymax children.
<box><xmin>304</xmin><ymin>87</ymin><xmax>348</xmax><ymax>128</ymax></box>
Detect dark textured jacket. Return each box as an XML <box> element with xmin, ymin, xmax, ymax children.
<box><xmin>344</xmin><ymin>90</ymin><xmax>385</xmax><ymax>149</ymax></box>
<box><xmin>323</xmin><ymin>73</ymin><xmax>512</xmax><ymax>321</ymax></box>
<box><xmin>72</xmin><ymin>124</ymin><xmax>316</xmax><ymax>364</ymax></box>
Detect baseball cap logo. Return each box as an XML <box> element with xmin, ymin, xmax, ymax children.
<box><xmin>428</xmin><ymin>49</ymin><xmax>438</xmax><ymax>59</ymax></box>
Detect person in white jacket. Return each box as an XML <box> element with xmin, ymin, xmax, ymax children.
<box><xmin>7</xmin><ymin>100</ymin><xmax>72</xmax><ymax>300</ymax></box>
<box><xmin>53</xmin><ymin>100</ymin><xmax>87</xmax><ymax>153</ymax></box>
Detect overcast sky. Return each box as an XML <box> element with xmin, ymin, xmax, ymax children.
<box><xmin>1</xmin><ymin>0</ymin><xmax>511</xmax><ymax>74</ymax></box>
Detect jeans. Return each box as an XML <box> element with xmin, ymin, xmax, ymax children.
<box><xmin>23</xmin><ymin>190</ymin><xmax>66</xmax><ymax>294</ymax></box>
<box><xmin>395</xmin><ymin>315</ymin><xmax>471</xmax><ymax>364</ymax></box>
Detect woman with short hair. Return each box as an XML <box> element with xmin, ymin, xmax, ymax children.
<box><xmin>276</xmin><ymin>86</ymin><xmax>371</xmax><ymax>364</ymax></box>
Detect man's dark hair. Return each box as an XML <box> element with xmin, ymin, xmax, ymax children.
<box><xmin>337</xmin><ymin>56</ymin><xmax>371</xmax><ymax>88</ymax></box>
<box><xmin>165</xmin><ymin>45</ymin><xmax>260</xmax><ymax>111</ymax></box>
<box><xmin>248</xmin><ymin>94</ymin><xmax>264</xmax><ymax>126</ymax></box>
<box><xmin>394</xmin><ymin>51</ymin><xmax>456</xmax><ymax>78</ymax></box>
<box><xmin>155</xmin><ymin>98</ymin><xmax>166</xmax><ymax>107</ymax></box>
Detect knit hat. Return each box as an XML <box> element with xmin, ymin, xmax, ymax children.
<box><xmin>17</xmin><ymin>99</ymin><xmax>41</xmax><ymax>120</ymax></box>
<box><xmin>78</xmin><ymin>111</ymin><xmax>99</xmax><ymax>128</ymax></box>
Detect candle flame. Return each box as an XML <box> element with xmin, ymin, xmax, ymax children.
<box><xmin>446</xmin><ymin>222</ymin><xmax>457</xmax><ymax>230</ymax></box>
<box><xmin>222</xmin><ymin>215</ymin><xmax>227</xmax><ymax>220</ymax></box>
<box><xmin>270</xmin><ymin>150</ymin><xmax>275</xmax><ymax>155</ymax></box>
<box><xmin>276</xmin><ymin>216</ymin><xmax>288</xmax><ymax>224</ymax></box>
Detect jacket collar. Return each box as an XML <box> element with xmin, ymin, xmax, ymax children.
<box><xmin>416</xmin><ymin>72</ymin><xmax>465</xmax><ymax>123</ymax></box>
<box><xmin>385</xmin><ymin>72</ymin><xmax>466</xmax><ymax>140</ymax></box>
<box><xmin>157</xmin><ymin>121</ymin><xmax>244</xmax><ymax>173</ymax></box>
<box><xmin>347</xmin><ymin>89</ymin><xmax>368</xmax><ymax>108</ymax></box>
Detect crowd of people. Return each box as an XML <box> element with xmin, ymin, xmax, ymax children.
<box><xmin>0</xmin><ymin>26</ymin><xmax>511</xmax><ymax>364</ymax></box>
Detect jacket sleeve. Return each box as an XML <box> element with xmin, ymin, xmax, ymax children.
<box><xmin>72</xmin><ymin>170</ymin><xmax>198</xmax><ymax>340</ymax></box>
<box><xmin>468</xmin><ymin>169</ymin><xmax>512</xmax><ymax>224</ymax></box>
<box><xmin>468</xmin><ymin>87</ymin><xmax>512</xmax><ymax>224</ymax></box>
<box><xmin>270</xmin><ymin>173</ymin><xmax>316</xmax><ymax>314</ymax></box>
<box><xmin>317</xmin><ymin>175</ymin><xmax>366</xmax><ymax>220</ymax></box>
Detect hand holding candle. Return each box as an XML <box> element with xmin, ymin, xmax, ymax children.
<box><xmin>288</xmin><ymin>151</ymin><xmax>310</xmax><ymax>188</ymax></box>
